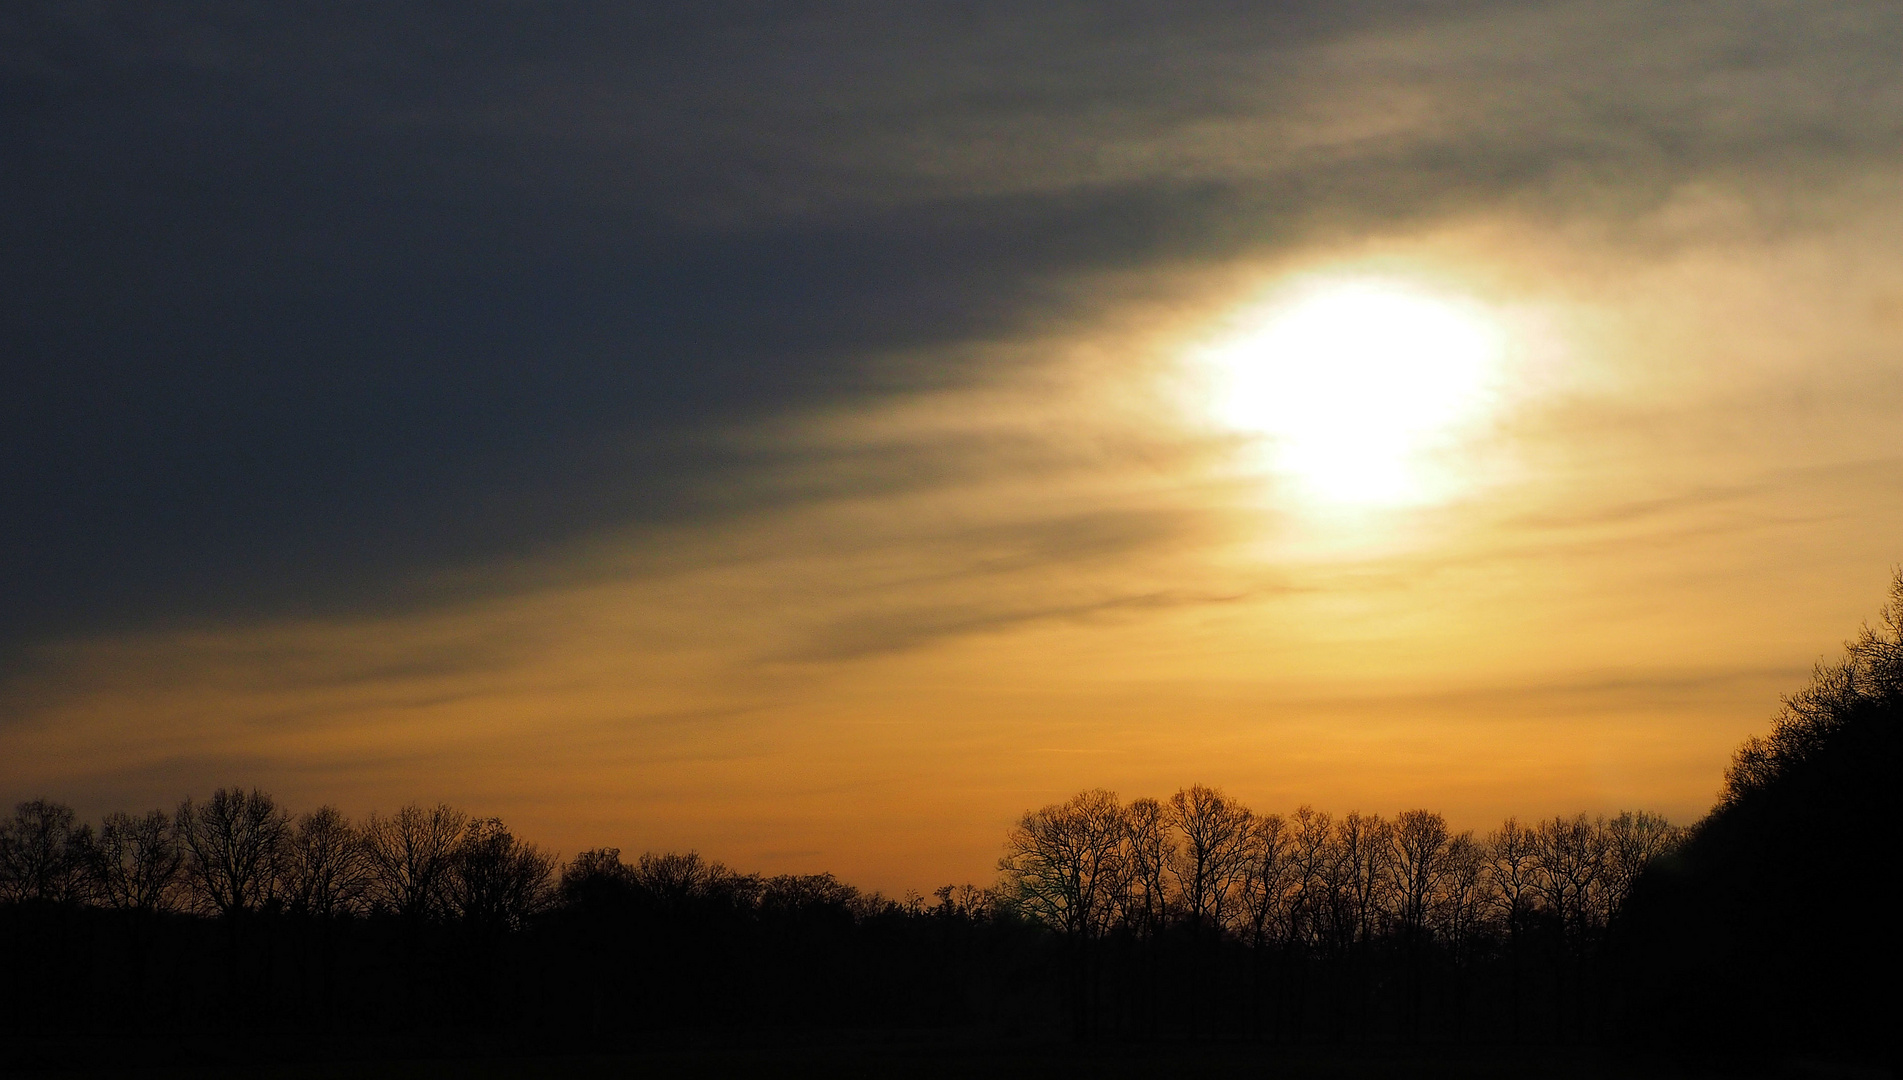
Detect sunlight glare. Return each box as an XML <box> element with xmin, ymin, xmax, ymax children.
<box><xmin>1204</xmin><ymin>277</ymin><xmax>1504</xmax><ymax>506</ymax></box>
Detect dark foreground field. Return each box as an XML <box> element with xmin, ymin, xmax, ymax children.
<box><xmin>4</xmin><ymin>1032</ymin><xmax>1891</xmax><ymax>1080</ymax></box>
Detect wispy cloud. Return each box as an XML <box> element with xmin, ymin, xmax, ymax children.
<box><xmin>6</xmin><ymin>0</ymin><xmax>1903</xmax><ymax>890</ymax></box>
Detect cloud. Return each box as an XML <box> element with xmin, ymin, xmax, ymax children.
<box><xmin>8</xmin><ymin>0</ymin><xmax>1903</xmax><ymax>651</ymax></box>
<box><xmin>7</xmin><ymin>1</ymin><xmax>1903</xmax><ymax>887</ymax></box>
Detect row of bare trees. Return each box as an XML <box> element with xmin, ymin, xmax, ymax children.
<box><xmin>3</xmin><ymin>780</ymin><xmax>1682</xmax><ymax>951</ymax></box>
<box><xmin>0</xmin><ymin>789</ymin><xmax>555</xmax><ymax>930</ymax></box>
<box><xmin>558</xmin><ymin>847</ymin><xmax>893</xmax><ymax>920</ymax></box>
<box><xmin>998</xmin><ymin>785</ymin><xmax>1682</xmax><ymax>956</ymax></box>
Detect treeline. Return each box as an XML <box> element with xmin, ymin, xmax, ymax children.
<box><xmin>994</xmin><ymin>790</ymin><xmax>1679</xmax><ymax>1042</ymax></box>
<box><xmin>0</xmin><ymin>791</ymin><xmax>1024</xmax><ymax>1056</ymax></box>
<box><xmin>6</xmin><ymin>574</ymin><xmax>1900</xmax><ymax>1064</ymax></box>
<box><xmin>0</xmin><ymin>784</ymin><xmax>1677</xmax><ymax>1052</ymax></box>
<box><xmin>0</xmin><ymin>795</ymin><xmax>554</xmax><ymax>927</ymax></box>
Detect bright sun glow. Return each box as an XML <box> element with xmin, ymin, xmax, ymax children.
<box><xmin>1203</xmin><ymin>277</ymin><xmax>1504</xmax><ymax>506</ymax></box>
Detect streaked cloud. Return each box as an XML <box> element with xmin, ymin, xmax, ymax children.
<box><xmin>5</xmin><ymin>0</ymin><xmax>1902</xmax><ymax>890</ymax></box>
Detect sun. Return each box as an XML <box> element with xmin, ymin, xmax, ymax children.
<box><xmin>1201</xmin><ymin>276</ymin><xmax>1505</xmax><ymax>506</ymax></box>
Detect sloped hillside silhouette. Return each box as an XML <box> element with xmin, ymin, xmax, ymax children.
<box><xmin>1622</xmin><ymin>572</ymin><xmax>1902</xmax><ymax>1061</ymax></box>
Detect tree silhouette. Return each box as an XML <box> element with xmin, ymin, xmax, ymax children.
<box><xmin>285</xmin><ymin>805</ymin><xmax>367</xmax><ymax>918</ymax></box>
<box><xmin>1165</xmin><ymin>784</ymin><xmax>1252</xmax><ymax>934</ymax></box>
<box><xmin>1624</xmin><ymin>570</ymin><xmax>1903</xmax><ymax>1060</ymax></box>
<box><xmin>1530</xmin><ymin>814</ymin><xmax>1603</xmax><ymax>948</ymax></box>
<box><xmin>558</xmin><ymin>846</ymin><xmax>638</xmax><ymax>911</ymax></box>
<box><xmin>1118</xmin><ymin>796</ymin><xmax>1173</xmax><ymax>942</ymax></box>
<box><xmin>362</xmin><ymin>803</ymin><xmax>466</xmax><ymax>921</ymax></box>
<box><xmin>0</xmin><ymin>799</ymin><xmax>91</xmax><ymax>904</ymax></box>
<box><xmin>1483</xmin><ymin>815</ymin><xmax>1538</xmax><ymax>1039</ymax></box>
<box><xmin>997</xmin><ymin>789</ymin><xmax>1127</xmax><ymax>944</ymax></box>
<box><xmin>1432</xmin><ymin>831</ymin><xmax>1488</xmax><ymax>959</ymax></box>
<box><xmin>90</xmin><ymin>809</ymin><xmax>182</xmax><ymax>912</ymax></box>
<box><xmin>0</xmin><ymin>780</ymin><xmax>1704</xmax><ymax>1055</ymax></box>
<box><xmin>998</xmin><ymin>789</ymin><xmax>1127</xmax><ymax>1037</ymax></box>
<box><xmin>1389</xmin><ymin>809</ymin><xmax>1450</xmax><ymax>1041</ymax></box>
<box><xmin>176</xmin><ymin>788</ymin><xmax>288</xmax><ymax>917</ymax></box>
<box><xmin>1285</xmin><ymin>805</ymin><xmax>1334</xmax><ymax>953</ymax></box>
<box><xmin>450</xmin><ymin>817</ymin><xmax>555</xmax><ymax>932</ymax></box>
<box><xmin>1329</xmin><ymin>811</ymin><xmax>1392</xmax><ymax>954</ymax></box>
<box><xmin>1599</xmin><ymin>811</ymin><xmax>1677</xmax><ymax>930</ymax></box>
<box><xmin>1389</xmin><ymin>809</ymin><xmax>1450</xmax><ymax>945</ymax></box>
<box><xmin>1236</xmin><ymin>812</ymin><xmax>1293</xmax><ymax>950</ymax></box>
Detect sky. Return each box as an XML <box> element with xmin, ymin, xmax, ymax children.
<box><xmin>5</xmin><ymin>1</ymin><xmax>1903</xmax><ymax>893</ymax></box>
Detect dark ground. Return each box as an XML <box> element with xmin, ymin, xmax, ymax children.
<box><xmin>4</xmin><ymin>1031</ymin><xmax>1893</xmax><ymax>1080</ymax></box>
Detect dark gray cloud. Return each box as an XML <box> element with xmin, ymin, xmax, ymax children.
<box><xmin>5</xmin><ymin>0</ymin><xmax>1899</xmax><ymax>656</ymax></box>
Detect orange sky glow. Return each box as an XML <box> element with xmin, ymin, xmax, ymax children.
<box><xmin>6</xmin><ymin>3</ymin><xmax>1903</xmax><ymax>896</ymax></box>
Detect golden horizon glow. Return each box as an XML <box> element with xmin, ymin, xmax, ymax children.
<box><xmin>1200</xmin><ymin>277</ymin><xmax>1506</xmax><ymax>508</ymax></box>
<box><xmin>7</xmin><ymin>2</ymin><xmax>1903</xmax><ymax>909</ymax></box>
<box><xmin>8</xmin><ymin>208</ymin><xmax>1903</xmax><ymax>896</ymax></box>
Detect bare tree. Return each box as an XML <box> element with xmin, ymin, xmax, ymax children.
<box><xmin>1389</xmin><ymin>809</ymin><xmax>1451</xmax><ymax>943</ymax></box>
<box><xmin>1486</xmin><ymin>817</ymin><xmax>1541</xmax><ymax>945</ymax></box>
<box><xmin>1530</xmin><ymin>813</ymin><xmax>1607</xmax><ymax>948</ymax></box>
<box><xmin>361</xmin><ymin>803</ymin><xmax>466</xmax><ymax>921</ymax></box>
<box><xmin>559</xmin><ymin>847</ymin><xmax>637</xmax><ymax>909</ymax></box>
<box><xmin>1432</xmin><ymin>831</ymin><xmax>1491</xmax><ymax>958</ymax></box>
<box><xmin>1286</xmin><ymin>805</ymin><xmax>1334</xmax><ymax>950</ymax></box>
<box><xmin>1599</xmin><ymin>810</ymin><xmax>1680</xmax><ymax>927</ymax></box>
<box><xmin>931</xmin><ymin>882</ymin><xmax>994</xmax><ymax>921</ymax></box>
<box><xmin>951</xmin><ymin>882</ymin><xmax>995</xmax><ymax>920</ymax></box>
<box><xmin>1528</xmin><ymin>813</ymin><xmax>1610</xmax><ymax>1040</ymax></box>
<box><xmin>1119</xmin><ymin>796</ymin><xmax>1174</xmax><ymax>939</ymax></box>
<box><xmin>1726</xmin><ymin>569</ymin><xmax>1903</xmax><ymax>805</ymax></box>
<box><xmin>177</xmin><ymin>788</ymin><xmax>289</xmax><ymax>916</ymax></box>
<box><xmin>90</xmin><ymin>809</ymin><xmax>182</xmax><ymax>912</ymax></box>
<box><xmin>1388</xmin><ymin>808</ymin><xmax>1451</xmax><ymax>1041</ymax></box>
<box><xmin>285</xmin><ymin>806</ymin><xmax>368</xmax><ymax>918</ymax></box>
<box><xmin>630</xmin><ymin>850</ymin><xmax>760</xmax><ymax>911</ymax></box>
<box><xmin>1235</xmin><ymin>812</ymin><xmax>1294</xmax><ymax>948</ymax></box>
<box><xmin>631</xmin><ymin>849</ymin><xmax>717</xmax><ymax>900</ymax></box>
<box><xmin>1329</xmin><ymin>811</ymin><xmax>1394</xmax><ymax>949</ymax></box>
<box><xmin>997</xmin><ymin>789</ymin><xmax>1127</xmax><ymax>942</ymax></box>
<box><xmin>0</xmin><ymin>799</ymin><xmax>92</xmax><ymax>904</ymax></box>
<box><xmin>762</xmin><ymin>871</ymin><xmax>857</xmax><ymax>915</ymax></box>
<box><xmin>1486</xmin><ymin>816</ymin><xmax>1541</xmax><ymax>1039</ymax></box>
<box><xmin>998</xmin><ymin>789</ymin><xmax>1129</xmax><ymax>1040</ymax></box>
<box><xmin>450</xmin><ymin>817</ymin><xmax>556</xmax><ymax>932</ymax></box>
<box><xmin>1166</xmin><ymin>784</ymin><xmax>1254</xmax><ymax>933</ymax></box>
